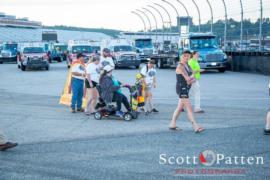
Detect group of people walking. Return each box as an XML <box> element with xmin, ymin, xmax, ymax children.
<box><xmin>69</xmin><ymin>48</ymin><xmax>159</xmax><ymax>117</ymax></box>
<box><xmin>70</xmin><ymin>48</ymin><xmax>205</xmax><ymax>133</ymax></box>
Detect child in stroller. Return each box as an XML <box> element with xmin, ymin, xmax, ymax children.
<box><xmin>94</xmin><ymin>65</ymin><xmax>138</xmax><ymax>121</ymax></box>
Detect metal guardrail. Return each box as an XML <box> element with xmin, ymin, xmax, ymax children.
<box><xmin>131</xmin><ymin>0</ymin><xmax>268</xmax><ymax>52</ymax></box>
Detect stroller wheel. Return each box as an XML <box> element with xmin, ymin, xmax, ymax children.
<box><xmin>94</xmin><ymin>112</ymin><xmax>102</xmax><ymax>120</ymax></box>
<box><xmin>124</xmin><ymin>113</ymin><xmax>132</xmax><ymax>121</ymax></box>
<box><xmin>131</xmin><ymin>111</ymin><xmax>138</xmax><ymax>119</ymax></box>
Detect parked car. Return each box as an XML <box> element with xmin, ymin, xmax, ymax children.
<box><xmin>17</xmin><ymin>46</ymin><xmax>49</xmax><ymax>71</ymax></box>
<box><xmin>0</xmin><ymin>42</ymin><xmax>18</xmax><ymax>64</ymax></box>
<box><xmin>67</xmin><ymin>40</ymin><xmax>100</xmax><ymax>68</ymax></box>
<box><xmin>47</xmin><ymin>43</ymin><xmax>68</xmax><ymax>63</ymax></box>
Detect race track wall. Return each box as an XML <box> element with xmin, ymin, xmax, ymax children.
<box><xmin>230</xmin><ymin>54</ymin><xmax>270</xmax><ymax>75</ymax></box>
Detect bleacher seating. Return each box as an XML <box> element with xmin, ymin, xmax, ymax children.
<box><xmin>0</xmin><ymin>27</ymin><xmax>110</xmax><ymax>43</ymax></box>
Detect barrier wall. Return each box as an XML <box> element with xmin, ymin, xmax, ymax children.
<box><xmin>228</xmin><ymin>54</ymin><xmax>270</xmax><ymax>75</ymax></box>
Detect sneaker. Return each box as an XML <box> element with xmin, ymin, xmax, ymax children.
<box><xmin>116</xmin><ymin>111</ymin><xmax>124</xmax><ymax>118</ymax></box>
<box><xmin>77</xmin><ymin>108</ymin><xmax>85</xmax><ymax>112</ymax></box>
<box><xmin>70</xmin><ymin>108</ymin><xmax>76</xmax><ymax>113</ymax></box>
<box><xmin>0</xmin><ymin>142</ymin><xmax>18</xmax><ymax>151</ymax></box>
<box><xmin>145</xmin><ymin>111</ymin><xmax>151</xmax><ymax>116</ymax></box>
<box><xmin>194</xmin><ymin>109</ymin><xmax>205</xmax><ymax>113</ymax></box>
<box><xmin>264</xmin><ymin>129</ymin><xmax>270</xmax><ymax>135</ymax></box>
<box><xmin>151</xmin><ymin>108</ymin><xmax>159</xmax><ymax>113</ymax></box>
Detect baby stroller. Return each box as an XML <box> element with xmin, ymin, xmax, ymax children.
<box><xmin>94</xmin><ymin>84</ymin><xmax>139</xmax><ymax>121</ymax></box>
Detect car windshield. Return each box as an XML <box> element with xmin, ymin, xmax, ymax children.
<box><xmin>54</xmin><ymin>45</ymin><xmax>68</xmax><ymax>51</ymax></box>
<box><xmin>91</xmin><ymin>46</ymin><xmax>100</xmax><ymax>53</ymax></box>
<box><xmin>135</xmin><ymin>40</ymin><xmax>153</xmax><ymax>48</ymax></box>
<box><xmin>3</xmin><ymin>44</ymin><xmax>17</xmax><ymax>51</ymax></box>
<box><xmin>72</xmin><ymin>46</ymin><xmax>92</xmax><ymax>53</ymax></box>
<box><xmin>23</xmin><ymin>47</ymin><xmax>44</xmax><ymax>53</ymax></box>
<box><xmin>190</xmin><ymin>37</ymin><xmax>218</xmax><ymax>49</ymax></box>
<box><xmin>114</xmin><ymin>46</ymin><xmax>132</xmax><ymax>52</ymax></box>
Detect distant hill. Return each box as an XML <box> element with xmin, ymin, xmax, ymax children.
<box><xmin>43</xmin><ymin>25</ymin><xmax>122</xmax><ymax>37</ymax></box>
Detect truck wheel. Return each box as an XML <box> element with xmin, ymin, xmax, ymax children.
<box><xmin>21</xmin><ymin>64</ymin><xmax>26</xmax><ymax>71</ymax></box>
<box><xmin>157</xmin><ymin>59</ymin><xmax>164</xmax><ymax>69</ymax></box>
<box><xmin>218</xmin><ymin>68</ymin><xmax>226</xmax><ymax>73</ymax></box>
<box><xmin>18</xmin><ymin>64</ymin><xmax>21</xmax><ymax>69</ymax></box>
<box><xmin>45</xmin><ymin>66</ymin><xmax>50</xmax><ymax>71</ymax></box>
<box><xmin>135</xmin><ymin>65</ymin><xmax>140</xmax><ymax>69</ymax></box>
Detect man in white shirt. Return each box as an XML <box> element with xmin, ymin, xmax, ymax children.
<box><xmin>70</xmin><ymin>53</ymin><xmax>86</xmax><ymax>113</ymax></box>
<box><xmin>100</xmin><ymin>48</ymin><xmax>115</xmax><ymax>68</ymax></box>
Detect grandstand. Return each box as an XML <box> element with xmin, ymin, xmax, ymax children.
<box><xmin>0</xmin><ymin>27</ymin><xmax>42</xmax><ymax>42</ymax></box>
<box><xmin>43</xmin><ymin>29</ymin><xmax>111</xmax><ymax>42</ymax></box>
<box><xmin>0</xmin><ymin>12</ymin><xmax>111</xmax><ymax>43</ymax></box>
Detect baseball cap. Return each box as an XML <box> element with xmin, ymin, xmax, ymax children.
<box><xmin>103</xmin><ymin>48</ymin><xmax>110</xmax><ymax>53</ymax></box>
<box><xmin>77</xmin><ymin>53</ymin><xmax>85</xmax><ymax>59</ymax></box>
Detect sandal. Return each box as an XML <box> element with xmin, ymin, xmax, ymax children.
<box><xmin>169</xmin><ymin>127</ymin><xmax>182</xmax><ymax>131</ymax></box>
<box><xmin>195</xmin><ymin>127</ymin><xmax>205</xmax><ymax>133</ymax></box>
<box><xmin>264</xmin><ymin>129</ymin><xmax>270</xmax><ymax>135</ymax></box>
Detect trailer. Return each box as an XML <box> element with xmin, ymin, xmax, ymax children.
<box><xmin>151</xmin><ymin>40</ymin><xmax>179</xmax><ymax>69</ymax></box>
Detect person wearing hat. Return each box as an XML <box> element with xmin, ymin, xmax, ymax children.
<box><xmin>85</xmin><ymin>55</ymin><xmax>101</xmax><ymax>115</ymax></box>
<box><xmin>99</xmin><ymin>65</ymin><xmax>131</xmax><ymax>117</ymax></box>
<box><xmin>100</xmin><ymin>48</ymin><xmax>115</xmax><ymax>69</ymax></box>
<box><xmin>70</xmin><ymin>53</ymin><xmax>86</xmax><ymax>113</ymax></box>
<box><xmin>140</xmin><ymin>59</ymin><xmax>158</xmax><ymax>114</ymax></box>
<box><xmin>0</xmin><ymin>130</ymin><xmax>17</xmax><ymax>151</ymax></box>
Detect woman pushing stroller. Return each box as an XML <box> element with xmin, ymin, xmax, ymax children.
<box><xmin>99</xmin><ymin>65</ymin><xmax>132</xmax><ymax>117</ymax></box>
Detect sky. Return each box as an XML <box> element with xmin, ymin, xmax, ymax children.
<box><xmin>0</xmin><ymin>0</ymin><xmax>269</xmax><ymax>31</ymax></box>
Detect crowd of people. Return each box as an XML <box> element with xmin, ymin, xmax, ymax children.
<box><xmin>68</xmin><ymin>48</ymin><xmax>206</xmax><ymax>133</ymax></box>
<box><xmin>69</xmin><ymin>48</ymin><xmax>159</xmax><ymax>117</ymax></box>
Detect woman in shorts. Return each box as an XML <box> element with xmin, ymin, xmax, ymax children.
<box><xmin>85</xmin><ymin>56</ymin><xmax>101</xmax><ymax>115</ymax></box>
<box><xmin>169</xmin><ymin>50</ymin><xmax>204</xmax><ymax>133</ymax></box>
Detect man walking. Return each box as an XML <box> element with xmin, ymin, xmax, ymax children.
<box><xmin>0</xmin><ymin>130</ymin><xmax>17</xmax><ymax>151</ymax></box>
<box><xmin>188</xmin><ymin>51</ymin><xmax>205</xmax><ymax>113</ymax></box>
<box><xmin>70</xmin><ymin>53</ymin><xmax>86</xmax><ymax>113</ymax></box>
<box><xmin>100</xmin><ymin>48</ymin><xmax>115</xmax><ymax>68</ymax></box>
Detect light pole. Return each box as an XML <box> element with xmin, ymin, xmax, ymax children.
<box><xmin>131</xmin><ymin>11</ymin><xmax>147</xmax><ymax>37</ymax></box>
<box><xmin>147</xmin><ymin>5</ymin><xmax>165</xmax><ymax>42</ymax></box>
<box><xmin>191</xmin><ymin>0</ymin><xmax>201</xmax><ymax>32</ymax></box>
<box><xmin>142</xmin><ymin>7</ymin><xmax>158</xmax><ymax>42</ymax></box>
<box><xmin>162</xmin><ymin>0</ymin><xmax>181</xmax><ymax>37</ymax></box>
<box><xmin>221</xmin><ymin>0</ymin><xmax>228</xmax><ymax>50</ymax></box>
<box><xmin>176</xmin><ymin>0</ymin><xmax>190</xmax><ymax>33</ymax></box>
<box><xmin>240</xmin><ymin>0</ymin><xmax>243</xmax><ymax>51</ymax></box>
<box><xmin>136</xmin><ymin>9</ymin><xmax>152</xmax><ymax>32</ymax></box>
<box><xmin>259</xmin><ymin>0</ymin><xmax>263</xmax><ymax>52</ymax></box>
<box><xmin>154</xmin><ymin>3</ymin><xmax>172</xmax><ymax>41</ymax></box>
<box><xmin>206</xmin><ymin>0</ymin><xmax>213</xmax><ymax>32</ymax></box>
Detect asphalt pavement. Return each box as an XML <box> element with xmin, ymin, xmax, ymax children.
<box><xmin>0</xmin><ymin>62</ymin><xmax>269</xmax><ymax>180</ymax></box>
